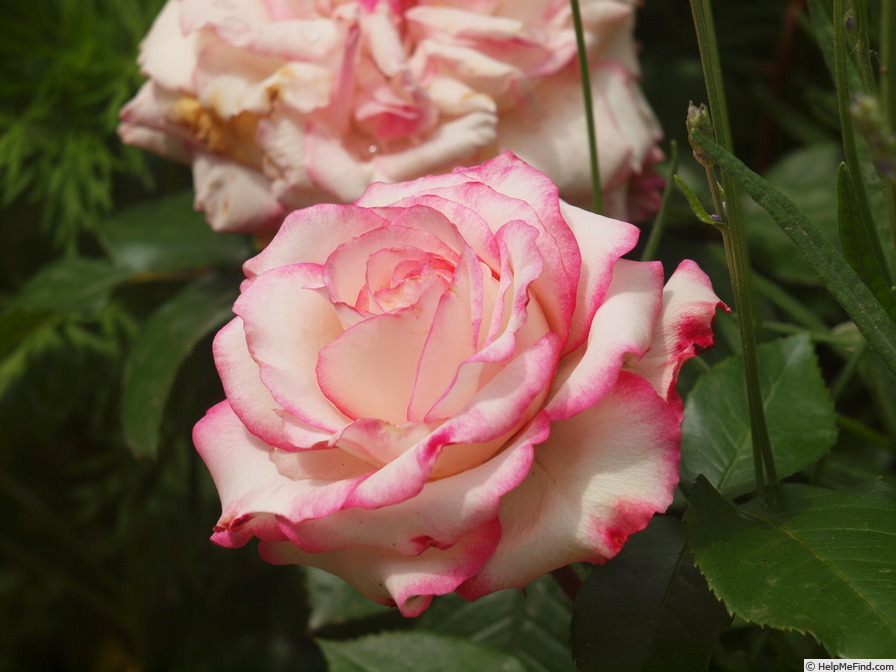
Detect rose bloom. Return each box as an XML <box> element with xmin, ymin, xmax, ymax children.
<box><xmin>193</xmin><ymin>153</ymin><xmax>721</xmax><ymax>616</ymax></box>
<box><xmin>119</xmin><ymin>0</ymin><xmax>663</xmax><ymax>233</ymax></box>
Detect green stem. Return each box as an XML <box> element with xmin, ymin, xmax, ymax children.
<box><xmin>883</xmin><ymin>0</ymin><xmax>896</xmax><ymax>130</ymax></box>
<box><xmin>833</xmin><ymin>0</ymin><xmax>894</xmax><ymax>284</ymax></box>
<box><xmin>689</xmin><ymin>0</ymin><xmax>778</xmax><ymax>497</ymax></box>
<box><xmin>879</xmin><ymin>0</ymin><xmax>896</xmax><ymax>250</ymax></box>
<box><xmin>830</xmin><ymin>340</ymin><xmax>867</xmax><ymax>400</ymax></box>
<box><xmin>641</xmin><ymin>141</ymin><xmax>679</xmax><ymax>261</ymax></box>
<box><xmin>847</xmin><ymin>0</ymin><xmax>876</xmax><ymax>96</ymax></box>
<box><xmin>836</xmin><ymin>413</ymin><xmax>892</xmax><ymax>449</ymax></box>
<box><xmin>570</xmin><ymin>0</ymin><xmax>603</xmax><ymax>214</ymax></box>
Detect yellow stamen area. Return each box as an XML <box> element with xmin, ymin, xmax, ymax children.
<box><xmin>168</xmin><ymin>97</ymin><xmax>260</xmax><ymax>165</ymax></box>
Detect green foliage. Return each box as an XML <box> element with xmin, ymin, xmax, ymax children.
<box><xmin>693</xmin><ymin>128</ymin><xmax>896</xmax><ymax>377</ymax></box>
<box><xmin>97</xmin><ymin>192</ymin><xmax>251</xmax><ymax>277</ymax></box>
<box><xmin>741</xmin><ymin>143</ymin><xmax>842</xmax><ymax>285</ymax></box>
<box><xmin>122</xmin><ymin>274</ymin><xmax>238</xmax><ymax>458</ymax></box>
<box><xmin>571</xmin><ymin>516</ymin><xmax>730</xmax><ymax>672</ymax></box>
<box><xmin>0</xmin><ymin>0</ymin><xmax>165</xmax><ymax>249</ymax></box>
<box><xmin>685</xmin><ymin>477</ymin><xmax>896</xmax><ymax>657</ymax></box>
<box><xmin>319</xmin><ymin>633</ymin><xmax>527</xmax><ymax>672</ymax></box>
<box><xmin>419</xmin><ymin>576</ymin><xmax>574</xmax><ymax>672</ymax></box>
<box><xmin>681</xmin><ymin>334</ymin><xmax>838</xmax><ymax>499</ymax></box>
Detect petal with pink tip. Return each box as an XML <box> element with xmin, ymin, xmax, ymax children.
<box><xmin>316</xmin><ymin>280</ymin><xmax>445</xmax><ymax>425</ymax></box>
<box><xmin>336</xmin><ymin>332</ymin><xmax>561</xmax><ymax>511</ymax></box>
<box><xmin>193</xmin><ymin>401</ymin><xmax>373</xmax><ymax>548</ymax></box>
<box><xmin>323</xmin><ymin>217</ymin><xmax>458</xmax><ymax>306</ymax></box>
<box><xmin>279</xmin><ymin>415</ymin><xmax>547</xmax><ymax>554</ymax></box>
<box><xmin>333</xmin><ymin>417</ymin><xmax>440</xmax><ymax>467</ymax></box>
<box><xmin>408</xmin><ymin>242</ymin><xmax>485</xmax><ymax>421</ymax></box>
<box><xmin>213</xmin><ymin>318</ymin><xmax>331</xmax><ymax>450</ymax></box>
<box><xmin>390</xmin><ymin>195</ymin><xmax>501</xmax><ymax>266</ymax></box>
<box><xmin>558</xmin><ymin>200</ymin><xmax>641</xmax><ymax>353</ymax></box>
<box><xmin>260</xmin><ymin>517</ymin><xmax>502</xmax><ymax>617</ymax></box>
<box><xmin>234</xmin><ymin>263</ymin><xmax>349</xmax><ymax>432</ymax></box>
<box><xmin>244</xmin><ymin>203</ymin><xmax>391</xmax><ymax>279</ymax></box>
<box><xmin>458</xmin><ymin>372</ymin><xmax>681</xmax><ymax>599</ymax></box>
<box><xmin>546</xmin><ymin>258</ymin><xmax>664</xmax><ymax>421</ymax></box>
<box><xmin>425</xmin><ymin>220</ymin><xmax>549</xmax><ymax>421</ymax></box>
<box><xmin>624</xmin><ymin>259</ymin><xmax>725</xmax><ymax>405</ymax></box>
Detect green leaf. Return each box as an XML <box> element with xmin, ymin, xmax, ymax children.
<box><xmin>681</xmin><ymin>334</ymin><xmax>837</xmax><ymax>498</ymax></box>
<box><xmin>418</xmin><ymin>575</ymin><xmax>573</xmax><ymax>672</ymax></box>
<box><xmin>11</xmin><ymin>257</ymin><xmax>131</xmax><ymax>316</ymax></box>
<box><xmin>685</xmin><ymin>477</ymin><xmax>896</xmax><ymax>658</ymax></box>
<box><xmin>97</xmin><ymin>192</ymin><xmax>250</xmax><ymax>276</ymax></box>
<box><xmin>838</xmin><ymin>163</ymin><xmax>896</xmax><ymax>319</ymax></box>
<box><xmin>741</xmin><ymin>143</ymin><xmax>841</xmax><ymax>285</ymax></box>
<box><xmin>305</xmin><ymin>567</ymin><xmax>391</xmax><ymax>630</ymax></box>
<box><xmin>121</xmin><ymin>274</ymin><xmax>237</xmax><ymax>458</ymax></box>
<box><xmin>691</xmin><ymin>129</ymin><xmax>896</xmax><ymax>378</ymax></box>
<box><xmin>318</xmin><ymin>632</ymin><xmax>526</xmax><ymax>672</ymax></box>
<box><xmin>0</xmin><ymin>311</ymin><xmax>61</xmax><ymax>396</ymax></box>
<box><xmin>673</xmin><ymin>175</ymin><xmax>718</xmax><ymax>226</ymax></box>
<box><xmin>571</xmin><ymin>516</ymin><xmax>730</xmax><ymax>672</ymax></box>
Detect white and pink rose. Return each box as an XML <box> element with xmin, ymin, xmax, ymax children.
<box><xmin>193</xmin><ymin>153</ymin><xmax>721</xmax><ymax>615</ymax></box>
<box><xmin>120</xmin><ymin>0</ymin><xmax>664</xmax><ymax>233</ymax></box>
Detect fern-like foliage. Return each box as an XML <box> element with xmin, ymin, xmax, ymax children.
<box><xmin>0</xmin><ymin>0</ymin><xmax>164</xmax><ymax>251</ymax></box>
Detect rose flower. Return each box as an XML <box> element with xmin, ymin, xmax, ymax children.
<box><xmin>119</xmin><ymin>0</ymin><xmax>663</xmax><ymax>233</ymax></box>
<box><xmin>193</xmin><ymin>153</ymin><xmax>721</xmax><ymax>616</ymax></box>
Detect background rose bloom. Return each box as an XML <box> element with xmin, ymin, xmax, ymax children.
<box><xmin>193</xmin><ymin>153</ymin><xmax>721</xmax><ymax>616</ymax></box>
<box><xmin>119</xmin><ymin>0</ymin><xmax>663</xmax><ymax>233</ymax></box>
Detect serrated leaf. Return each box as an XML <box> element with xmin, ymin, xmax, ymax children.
<box><xmin>121</xmin><ymin>274</ymin><xmax>237</xmax><ymax>458</ymax></box>
<box><xmin>572</xmin><ymin>516</ymin><xmax>729</xmax><ymax>672</ymax></box>
<box><xmin>418</xmin><ymin>575</ymin><xmax>573</xmax><ymax>672</ymax></box>
<box><xmin>691</xmin><ymin>130</ymin><xmax>896</xmax><ymax>378</ymax></box>
<box><xmin>319</xmin><ymin>632</ymin><xmax>526</xmax><ymax>672</ymax></box>
<box><xmin>97</xmin><ymin>192</ymin><xmax>249</xmax><ymax>276</ymax></box>
<box><xmin>684</xmin><ymin>477</ymin><xmax>896</xmax><ymax>658</ymax></box>
<box><xmin>681</xmin><ymin>334</ymin><xmax>837</xmax><ymax>498</ymax></box>
<box><xmin>11</xmin><ymin>257</ymin><xmax>131</xmax><ymax>316</ymax></box>
<box><xmin>305</xmin><ymin>567</ymin><xmax>391</xmax><ymax>630</ymax></box>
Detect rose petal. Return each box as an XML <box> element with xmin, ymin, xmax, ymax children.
<box><xmin>558</xmin><ymin>200</ymin><xmax>640</xmax><ymax>353</ymax></box>
<box><xmin>458</xmin><ymin>371</ymin><xmax>681</xmax><ymax>598</ymax></box>
<box><xmin>138</xmin><ymin>0</ymin><xmax>199</xmax><ymax>91</ymax></box>
<box><xmin>260</xmin><ymin>518</ymin><xmax>502</xmax><ymax>617</ymax></box>
<box><xmin>546</xmin><ymin>258</ymin><xmax>663</xmax><ymax>421</ymax></box>
<box><xmin>193</xmin><ymin>401</ymin><xmax>373</xmax><ymax>548</ymax></box>
<box><xmin>279</xmin><ymin>415</ymin><xmax>547</xmax><ymax>554</ymax></box>
<box><xmin>243</xmin><ymin>203</ymin><xmax>391</xmax><ymax>280</ymax></box>
<box><xmin>316</xmin><ymin>279</ymin><xmax>446</xmax><ymax>424</ymax></box>
<box><xmin>214</xmin><ymin>318</ymin><xmax>332</xmax><ymax>449</ymax></box>
<box><xmin>234</xmin><ymin>263</ymin><xmax>349</xmax><ymax>433</ymax></box>
<box><xmin>192</xmin><ymin>152</ymin><xmax>285</xmax><ymax>232</ymax></box>
<box><xmin>624</xmin><ymin>259</ymin><xmax>725</xmax><ymax>406</ymax></box>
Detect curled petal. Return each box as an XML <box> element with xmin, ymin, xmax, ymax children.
<box><xmin>261</xmin><ymin>519</ymin><xmax>502</xmax><ymax>617</ymax></box>
<box><xmin>192</xmin><ymin>153</ymin><xmax>285</xmax><ymax>232</ymax></box>
<box><xmin>624</xmin><ymin>259</ymin><xmax>726</xmax><ymax>406</ymax></box>
<box><xmin>546</xmin><ymin>258</ymin><xmax>664</xmax><ymax>421</ymax></box>
<box><xmin>459</xmin><ymin>372</ymin><xmax>681</xmax><ymax>598</ymax></box>
<box><xmin>234</xmin><ymin>263</ymin><xmax>349</xmax><ymax>433</ymax></box>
